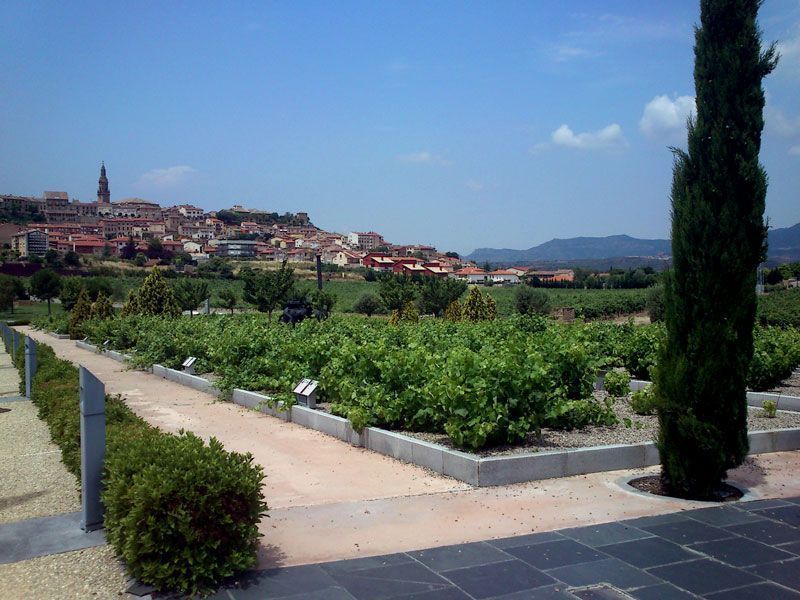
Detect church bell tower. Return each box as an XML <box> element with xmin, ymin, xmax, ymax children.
<box><xmin>97</xmin><ymin>162</ymin><xmax>110</xmax><ymax>204</ymax></box>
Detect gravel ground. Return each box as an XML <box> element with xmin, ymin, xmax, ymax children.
<box><xmin>0</xmin><ymin>545</ymin><xmax>128</xmax><ymax>599</ymax></box>
<box><xmin>0</xmin><ymin>400</ymin><xmax>80</xmax><ymax>523</ymax></box>
<box><xmin>767</xmin><ymin>369</ymin><xmax>800</xmax><ymax>397</ymax></box>
<box><xmin>336</xmin><ymin>390</ymin><xmax>800</xmax><ymax>457</ymax></box>
<box><xmin>0</xmin><ymin>352</ymin><xmax>20</xmax><ymax>396</ymax></box>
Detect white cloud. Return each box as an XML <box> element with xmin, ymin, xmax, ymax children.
<box><xmin>551</xmin><ymin>123</ymin><xmax>626</xmax><ymax>150</ymax></box>
<box><xmin>137</xmin><ymin>165</ymin><xmax>197</xmax><ymax>188</ymax></box>
<box><xmin>529</xmin><ymin>142</ymin><xmax>549</xmax><ymax>154</ymax></box>
<box><xmin>776</xmin><ymin>29</ymin><xmax>800</xmax><ymax>78</ymax></box>
<box><xmin>465</xmin><ymin>179</ymin><xmax>484</xmax><ymax>192</ymax></box>
<box><xmin>550</xmin><ymin>44</ymin><xmax>596</xmax><ymax>62</ymax></box>
<box><xmin>396</xmin><ymin>151</ymin><xmax>450</xmax><ymax>165</ymax></box>
<box><xmin>766</xmin><ymin>105</ymin><xmax>800</xmax><ymax>137</ymax></box>
<box><xmin>639</xmin><ymin>95</ymin><xmax>696</xmax><ymax>139</ymax></box>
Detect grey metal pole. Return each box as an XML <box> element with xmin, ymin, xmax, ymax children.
<box><xmin>12</xmin><ymin>330</ymin><xmax>20</xmax><ymax>358</ymax></box>
<box><xmin>316</xmin><ymin>253</ymin><xmax>323</xmax><ymax>290</ymax></box>
<box><xmin>79</xmin><ymin>366</ymin><xmax>106</xmax><ymax>532</ymax></box>
<box><xmin>25</xmin><ymin>337</ymin><xmax>37</xmax><ymax>398</ymax></box>
<box><xmin>204</xmin><ymin>298</ymin><xmax>211</xmax><ymax>314</ymax></box>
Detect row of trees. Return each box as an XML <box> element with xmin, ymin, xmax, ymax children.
<box><xmin>764</xmin><ymin>262</ymin><xmax>800</xmax><ymax>285</ymax></box>
<box><xmin>353</xmin><ymin>274</ymin><xmax>468</xmax><ymax>318</ymax></box>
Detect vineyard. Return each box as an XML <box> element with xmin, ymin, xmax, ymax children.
<box><xmin>77</xmin><ymin>314</ymin><xmax>800</xmax><ymax>451</ymax></box>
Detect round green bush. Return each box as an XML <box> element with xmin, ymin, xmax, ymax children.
<box><xmin>515</xmin><ymin>287</ymin><xmax>552</xmax><ymax>316</ymax></box>
<box><xmin>102</xmin><ymin>431</ymin><xmax>268</xmax><ymax>595</ymax></box>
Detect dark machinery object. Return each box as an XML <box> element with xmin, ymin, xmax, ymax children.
<box><xmin>280</xmin><ymin>299</ymin><xmax>312</xmax><ymax>325</ymax></box>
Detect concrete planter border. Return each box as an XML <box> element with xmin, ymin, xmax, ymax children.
<box><xmin>597</xmin><ymin>373</ymin><xmax>800</xmax><ymax>412</ymax></box>
<box><xmin>75</xmin><ymin>340</ymin><xmax>98</xmax><ymax>352</ymax></box>
<box><xmin>47</xmin><ymin>332</ymin><xmax>70</xmax><ymax>340</ymax></box>
<box><xmin>72</xmin><ymin>338</ymin><xmax>800</xmax><ymax>486</ymax></box>
<box><xmin>150</xmin><ymin>364</ymin><xmax>222</xmax><ymax>398</ymax></box>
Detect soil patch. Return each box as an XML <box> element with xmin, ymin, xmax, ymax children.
<box><xmin>628</xmin><ymin>475</ymin><xmax>744</xmax><ymax>502</ymax></box>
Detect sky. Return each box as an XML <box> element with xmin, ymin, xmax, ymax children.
<box><xmin>1</xmin><ymin>1</ymin><xmax>798</xmax><ymax>255</ymax></box>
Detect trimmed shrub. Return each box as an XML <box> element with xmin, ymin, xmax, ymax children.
<box><xmin>103</xmin><ymin>432</ymin><xmax>267</xmax><ymax>594</ymax></box>
<box><xmin>28</xmin><ymin>341</ymin><xmax>268</xmax><ymax>595</ymax></box>
<box><xmin>604</xmin><ymin>369</ymin><xmax>631</xmax><ymax>398</ymax></box>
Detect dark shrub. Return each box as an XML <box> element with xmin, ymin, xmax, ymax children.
<box><xmin>515</xmin><ymin>287</ymin><xmax>551</xmax><ymax>316</ymax></box>
<box><xmin>645</xmin><ymin>286</ymin><xmax>664</xmax><ymax>323</ymax></box>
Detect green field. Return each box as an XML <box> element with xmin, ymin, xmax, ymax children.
<box><xmin>0</xmin><ymin>302</ymin><xmax>64</xmax><ymax>323</ymax></box>
<box><xmin>323</xmin><ymin>281</ymin><xmax>650</xmax><ymax>318</ymax></box>
<box><xmin>8</xmin><ymin>275</ymin><xmax>655</xmax><ymax>320</ymax></box>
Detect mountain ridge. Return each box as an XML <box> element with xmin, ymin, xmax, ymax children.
<box><xmin>465</xmin><ymin>223</ymin><xmax>800</xmax><ymax>265</ymax></box>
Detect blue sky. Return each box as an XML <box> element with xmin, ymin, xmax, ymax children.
<box><xmin>1</xmin><ymin>1</ymin><xmax>798</xmax><ymax>255</ymax></box>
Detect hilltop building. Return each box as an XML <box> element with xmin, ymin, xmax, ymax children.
<box><xmin>97</xmin><ymin>162</ymin><xmax>110</xmax><ymax>205</ymax></box>
<box><xmin>11</xmin><ymin>229</ymin><xmax>48</xmax><ymax>258</ymax></box>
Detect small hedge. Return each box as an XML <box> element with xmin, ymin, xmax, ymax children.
<box><xmin>28</xmin><ymin>340</ymin><xmax>268</xmax><ymax>595</ymax></box>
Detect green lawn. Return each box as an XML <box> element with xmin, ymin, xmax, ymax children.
<box><xmin>6</xmin><ymin>277</ymin><xmax>652</xmax><ymax>321</ymax></box>
<box><xmin>0</xmin><ymin>301</ymin><xmax>65</xmax><ymax>323</ymax></box>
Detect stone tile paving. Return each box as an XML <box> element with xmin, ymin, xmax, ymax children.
<box><xmin>206</xmin><ymin>497</ymin><xmax>800</xmax><ymax>600</ymax></box>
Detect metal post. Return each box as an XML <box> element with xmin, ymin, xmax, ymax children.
<box><xmin>316</xmin><ymin>253</ymin><xmax>323</xmax><ymax>290</ymax></box>
<box><xmin>25</xmin><ymin>337</ymin><xmax>37</xmax><ymax>398</ymax></box>
<box><xmin>12</xmin><ymin>331</ymin><xmax>20</xmax><ymax>358</ymax></box>
<box><xmin>79</xmin><ymin>366</ymin><xmax>106</xmax><ymax>532</ymax></box>
<box><xmin>204</xmin><ymin>298</ymin><xmax>211</xmax><ymax>314</ymax></box>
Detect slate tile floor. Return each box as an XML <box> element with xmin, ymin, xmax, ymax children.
<box><xmin>208</xmin><ymin>497</ymin><xmax>800</xmax><ymax>600</ymax></box>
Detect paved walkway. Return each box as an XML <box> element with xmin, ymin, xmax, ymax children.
<box><xmin>20</xmin><ymin>327</ymin><xmax>800</xmax><ymax>572</ymax></box>
<box><xmin>209</xmin><ymin>498</ymin><xmax>800</xmax><ymax>599</ymax></box>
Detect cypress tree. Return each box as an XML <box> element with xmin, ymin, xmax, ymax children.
<box><xmin>656</xmin><ymin>0</ymin><xmax>777</xmax><ymax>499</ymax></box>
<box><xmin>137</xmin><ymin>267</ymin><xmax>181</xmax><ymax>317</ymax></box>
<box><xmin>68</xmin><ymin>287</ymin><xmax>92</xmax><ymax>340</ymax></box>
<box><xmin>90</xmin><ymin>292</ymin><xmax>115</xmax><ymax>321</ymax></box>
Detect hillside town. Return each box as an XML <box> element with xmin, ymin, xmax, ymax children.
<box><xmin>1</xmin><ymin>164</ymin><xmax>576</xmax><ymax>284</ymax></box>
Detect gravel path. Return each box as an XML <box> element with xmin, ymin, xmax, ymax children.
<box><xmin>0</xmin><ymin>351</ymin><xmax>20</xmax><ymax>396</ymax></box>
<box><xmin>0</xmin><ymin>346</ymin><xmax>127</xmax><ymax>598</ymax></box>
<box><xmin>0</xmin><ymin>545</ymin><xmax>127</xmax><ymax>599</ymax></box>
<box><xmin>0</xmin><ymin>400</ymin><xmax>80</xmax><ymax>523</ymax></box>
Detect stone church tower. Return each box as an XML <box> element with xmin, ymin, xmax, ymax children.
<box><xmin>97</xmin><ymin>162</ymin><xmax>110</xmax><ymax>204</ymax></box>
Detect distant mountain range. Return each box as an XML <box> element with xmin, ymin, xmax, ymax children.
<box><xmin>465</xmin><ymin>222</ymin><xmax>800</xmax><ymax>266</ymax></box>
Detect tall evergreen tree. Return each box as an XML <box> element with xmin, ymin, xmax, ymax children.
<box><xmin>656</xmin><ymin>0</ymin><xmax>777</xmax><ymax>499</ymax></box>
<box><xmin>137</xmin><ymin>267</ymin><xmax>181</xmax><ymax>317</ymax></box>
